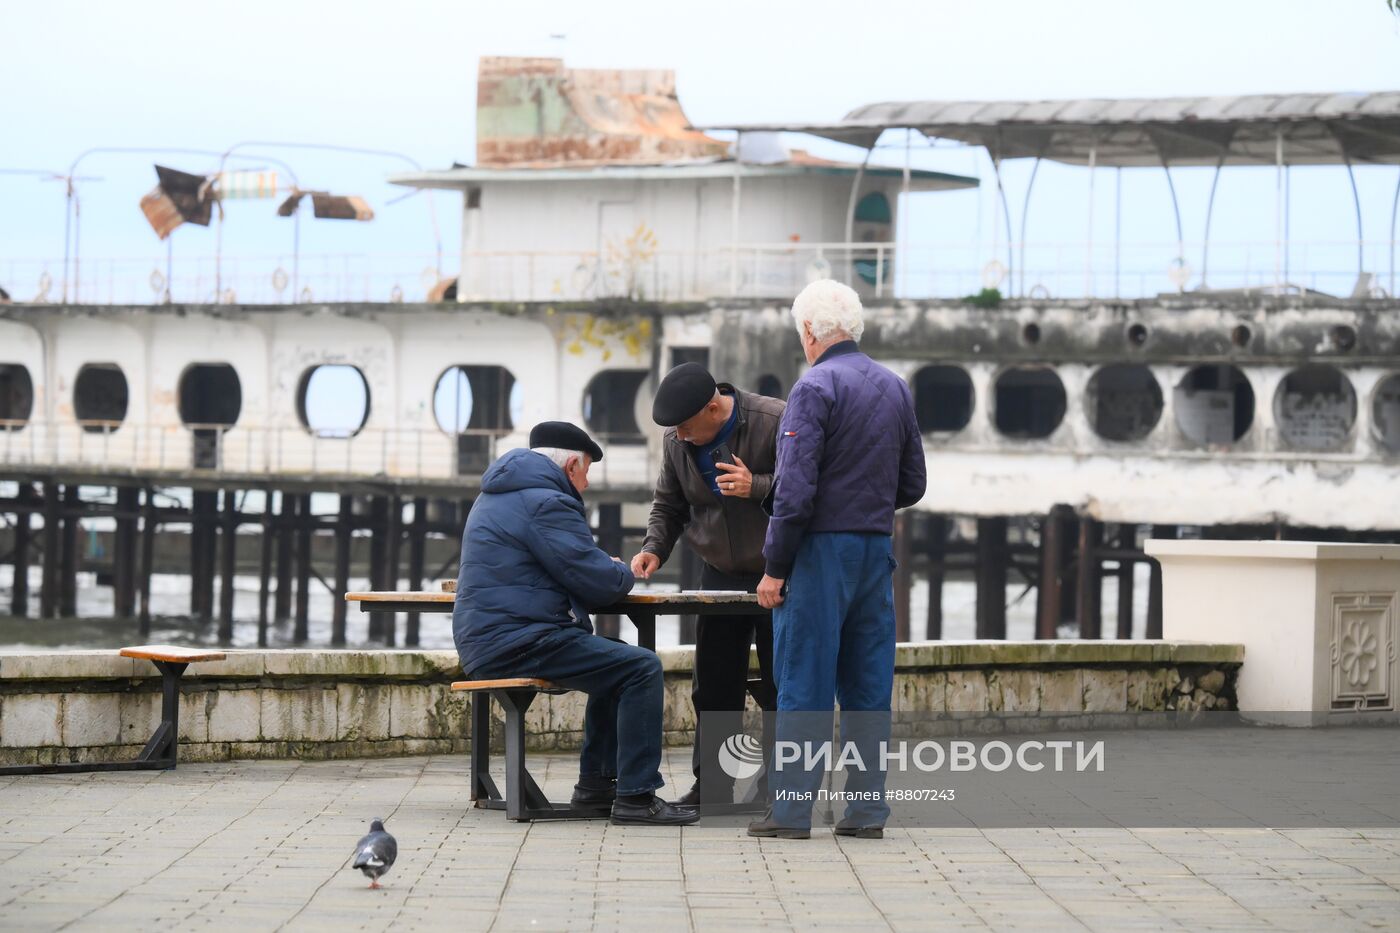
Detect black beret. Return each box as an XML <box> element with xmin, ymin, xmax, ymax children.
<box><xmin>528</xmin><ymin>421</ymin><xmax>604</xmax><ymax>461</ymax></box>
<box><xmin>651</xmin><ymin>362</ymin><xmax>717</xmax><ymax>427</ymax></box>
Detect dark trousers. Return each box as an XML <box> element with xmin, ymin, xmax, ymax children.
<box><xmin>470</xmin><ymin>626</ymin><xmax>665</xmax><ymax>797</ymax></box>
<box><xmin>691</xmin><ymin>563</ymin><xmax>775</xmax><ymax>800</ymax></box>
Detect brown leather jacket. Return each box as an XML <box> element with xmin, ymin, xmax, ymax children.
<box><xmin>641</xmin><ymin>385</ymin><xmax>785</xmax><ymax>576</ymax></box>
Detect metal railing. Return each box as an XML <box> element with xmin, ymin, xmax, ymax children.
<box><xmin>3</xmin><ymin>238</ymin><xmax>1394</xmax><ymax>305</ymax></box>
<box><xmin>0</xmin><ymin>421</ymin><xmax>658</xmax><ymax>488</ymax></box>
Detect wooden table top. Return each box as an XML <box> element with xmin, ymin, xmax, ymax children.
<box><xmin>120</xmin><ymin>645</ymin><xmax>228</xmax><ymax>663</ymax></box>
<box><xmin>345</xmin><ymin>589</ymin><xmax>760</xmax><ymax>607</ymax></box>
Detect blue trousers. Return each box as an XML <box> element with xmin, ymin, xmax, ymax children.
<box><xmin>771</xmin><ymin>532</ymin><xmax>896</xmax><ymax>829</ymax></box>
<box><xmin>470</xmin><ymin>626</ymin><xmax>665</xmax><ymax>797</ymax></box>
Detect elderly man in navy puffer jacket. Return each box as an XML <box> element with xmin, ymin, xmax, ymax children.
<box><xmin>750</xmin><ymin>280</ymin><xmax>927</xmax><ymax>840</ymax></box>
<box><xmin>454</xmin><ymin>421</ymin><xmax>697</xmax><ymax>827</ymax></box>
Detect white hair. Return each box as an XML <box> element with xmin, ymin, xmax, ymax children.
<box><xmin>531</xmin><ymin>446</ymin><xmax>587</xmax><ymax>469</ymax></box>
<box><xmin>791</xmin><ymin>279</ymin><xmax>865</xmax><ymax>343</ymax></box>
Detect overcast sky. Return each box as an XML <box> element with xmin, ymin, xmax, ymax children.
<box><xmin>3</xmin><ymin>0</ymin><xmax>1398</xmax><ymax>302</ymax></box>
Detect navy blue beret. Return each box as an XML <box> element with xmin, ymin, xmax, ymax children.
<box><xmin>528</xmin><ymin>421</ymin><xmax>604</xmax><ymax>461</ymax></box>
<box><xmin>651</xmin><ymin>362</ymin><xmax>717</xmax><ymax>427</ymax></box>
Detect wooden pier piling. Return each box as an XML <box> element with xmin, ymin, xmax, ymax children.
<box><xmin>975</xmin><ymin>517</ymin><xmax>1008</xmax><ymax>639</ymax></box>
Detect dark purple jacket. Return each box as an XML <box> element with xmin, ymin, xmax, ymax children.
<box><xmin>762</xmin><ymin>341</ymin><xmax>927</xmax><ymax>578</ymax></box>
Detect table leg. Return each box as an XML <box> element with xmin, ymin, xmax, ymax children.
<box><xmin>625</xmin><ymin>612</ymin><xmax>656</xmax><ymax>651</ymax></box>
<box><xmin>139</xmin><ymin>660</ymin><xmax>188</xmax><ymax>766</ymax></box>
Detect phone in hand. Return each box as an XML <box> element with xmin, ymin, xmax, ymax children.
<box><xmin>712</xmin><ymin>442</ymin><xmax>735</xmax><ymax>466</ymax></box>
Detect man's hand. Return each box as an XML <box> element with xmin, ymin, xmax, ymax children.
<box><xmin>757</xmin><ymin>574</ymin><xmax>785</xmax><ymax>609</ymax></box>
<box><xmin>630</xmin><ymin>551</ymin><xmax>661</xmax><ymax>580</ymax></box>
<box><xmin>716</xmin><ymin>455</ymin><xmax>753</xmax><ymax>497</ymax></box>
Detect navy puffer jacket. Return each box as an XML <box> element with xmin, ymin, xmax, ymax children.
<box><xmin>453</xmin><ymin>448</ymin><xmax>634</xmax><ymax>675</ymax></box>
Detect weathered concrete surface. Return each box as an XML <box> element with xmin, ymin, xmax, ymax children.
<box><xmin>713</xmin><ymin>298</ymin><xmax>1400</xmax><ymax>372</ymax></box>
<box><xmin>711</xmin><ymin>299</ymin><xmax>1400</xmax><ymax>529</ymax></box>
<box><xmin>0</xmin><ymin>642</ymin><xmax>1241</xmax><ymax>767</ymax></box>
<box><xmin>0</xmin><ymin>301</ymin><xmax>665</xmax><ymax>491</ymax></box>
<box><xmin>2</xmin><ymin>749</ymin><xmax>1398</xmax><ymax>932</ymax></box>
<box><xmin>4</xmin><ymin>296</ymin><xmax>1398</xmax><ymax>523</ymax></box>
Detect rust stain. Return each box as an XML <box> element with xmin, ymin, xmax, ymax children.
<box><xmin>557</xmin><ymin>313</ymin><xmax>652</xmax><ymax>361</ymax></box>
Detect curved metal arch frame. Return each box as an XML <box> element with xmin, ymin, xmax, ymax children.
<box><xmin>1146</xmin><ymin>134</ymin><xmax>1187</xmax><ymax>294</ymax></box>
<box><xmin>1391</xmin><ymin>168</ymin><xmax>1400</xmax><ymax>297</ymax></box>
<box><xmin>1018</xmin><ymin>157</ymin><xmax>1043</xmax><ymax>299</ymax></box>
<box><xmin>1159</xmin><ymin>162</ymin><xmax>1185</xmax><ymax>264</ymax></box>
<box><xmin>990</xmin><ymin>131</ymin><xmax>1015</xmax><ymax>294</ymax></box>
<box><xmin>843</xmin><ymin>142</ymin><xmax>876</xmax><ymax>288</ymax></box>
<box><xmin>1200</xmin><ymin>155</ymin><xmax>1227</xmax><ymax>289</ymax></box>
<box><xmin>1343</xmin><ymin>156</ymin><xmax>1365</xmax><ymax>280</ymax></box>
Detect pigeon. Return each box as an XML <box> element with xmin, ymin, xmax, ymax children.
<box><xmin>350</xmin><ymin>818</ymin><xmax>397</xmax><ymax>889</ymax></box>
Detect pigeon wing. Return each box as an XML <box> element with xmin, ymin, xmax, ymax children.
<box><xmin>352</xmin><ymin>832</ymin><xmax>382</xmax><ymax>868</ymax></box>
<box><xmin>351</xmin><ymin>830</ymin><xmax>397</xmax><ymax>869</ymax></box>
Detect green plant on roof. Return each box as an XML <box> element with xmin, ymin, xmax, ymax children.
<box><xmin>963</xmin><ymin>287</ymin><xmax>1003</xmax><ymax>308</ymax></box>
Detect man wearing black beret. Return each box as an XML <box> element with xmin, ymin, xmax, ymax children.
<box><xmin>455</xmin><ymin>420</ymin><xmax>698</xmax><ymax>826</ymax></box>
<box><xmin>630</xmin><ymin>363</ymin><xmax>785</xmax><ymax>807</ymax></box>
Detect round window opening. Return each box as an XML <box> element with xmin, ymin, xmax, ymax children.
<box><xmin>993</xmin><ymin>367</ymin><xmax>1066</xmax><ymax>440</ymax></box>
<box><xmin>1273</xmin><ymin>365</ymin><xmax>1356</xmax><ymax>452</ymax></box>
<box><xmin>74</xmin><ymin>363</ymin><xmax>130</xmax><ymax>433</ymax></box>
<box><xmin>0</xmin><ymin>364</ymin><xmax>35</xmax><ymax>431</ymax></box>
<box><xmin>1086</xmin><ymin>365</ymin><xmax>1163</xmax><ymax>442</ymax></box>
<box><xmin>1373</xmin><ymin>373</ymin><xmax>1400</xmax><ymax>454</ymax></box>
<box><xmin>297</xmin><ymin>365</ymin><xmax>371</xmax><ymax>438</ymax></box>
<box><xmin>1173</xmin><ymin>365</ymin><xmax>1254</xmax><ymax>446</ymax></box>
<box><xmin>913</xmin><ymin>365</ymin><xmax>974</xmax><ymax>434</ymax></box>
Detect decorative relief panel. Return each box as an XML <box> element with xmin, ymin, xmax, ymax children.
<box><xmin>1330</xmin><ymin>592</ymin><xmax>1396</xmax><ymax>711</ymax></box>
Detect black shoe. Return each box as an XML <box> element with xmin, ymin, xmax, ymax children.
<box><xmin>746</xmin><ymin>810</ymin><xmax>810</xmax><ymax>840</ymax></box>
<box><xmin>571</xmin><ymin>777</ymin><xmax>616</xmax><ymax>810</ymax></box>
<box><xmin>610</xmin><ymin>795</ymin><xmax>701</xmax><ymax>826</ymax></box>
<box><xmin>674</xmin><ymin>782</ymin><xmax>736</xmax><ymax>809</ymax></box>
<box><xmin>833</xmin><ymin>819</ymin><xmax>884</xmax><ymax>839</ymax></box>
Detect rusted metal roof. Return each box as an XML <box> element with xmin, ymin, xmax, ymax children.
<box><xmin>388</xmin><ymin>161</ymin><xmax>977</xmax><ymax>192</ymax></box>
<box><xmin>700</xmin><ymin>92</ymin><xmax>1400</xmax><ymax>166</ymax></box>
<box><xmin>475</xmin><ymin>56</ymin><xmax>730</xmax><ymax>167</ymax></box>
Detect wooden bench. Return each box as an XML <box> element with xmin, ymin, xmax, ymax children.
<box><xmin>453</xmin><ymin>670</ymin><xmax>774</xmax><ymax>822</ymax></box>
<box><xmin>348</xmin><ymin>587</ymin><xmax>774</xmax><ymax>820</ymax></box>
<box><xmin>452</xmin><ymin>677</ymin><xmax>599</xmax><ymax>822</ymax></box>
<box><xmin>0</xmin><ymin>644</ymin><xmax>225</xmax><ymax>776</ymax></box>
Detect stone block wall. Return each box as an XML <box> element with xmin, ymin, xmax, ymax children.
<box><xmin>0</xmin><ymin>641</ymin><xmax>1242</xmax><ymax>766</ymax></box>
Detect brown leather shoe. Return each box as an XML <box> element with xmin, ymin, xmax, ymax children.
<box><xmin>746</xmin><ymin>811</ymin><xmax>810</xmax><ymax>840</ymax></box>
<box><xmin>833</xmin><ymin>820</ymin><xmax>884</xmax><ymax>839</ymax></box>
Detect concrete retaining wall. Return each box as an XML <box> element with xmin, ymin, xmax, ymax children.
<box><xmin>0</xmin><ymin>641</ymin><xmax>1242</xmax><ymax>767</ymax></box>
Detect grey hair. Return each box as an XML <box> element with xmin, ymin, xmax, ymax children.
<box><xmin>531</xmin><ymin>447</ymin><xmax>587</xmax><ymax>469</ymax></box>
<box><xmin>791</xmin><ymin>279</ymin><xmax>865</xmax><ymax>343</ymax></box>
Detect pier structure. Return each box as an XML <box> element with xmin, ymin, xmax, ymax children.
<box><xmin>2</xmin><ymin>62</ymin><xmax>1397</xmax><ymax>646</ymax></box>
<box><xmin>2</xmin><ymin>296</ymin><xmax>1398</xmax><ymax>647</ymax></box>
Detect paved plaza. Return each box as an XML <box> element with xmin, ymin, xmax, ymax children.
<box><xmin>3</xmin><ymin>750</ymin><xmax>1399</xmax><ymax>932</ymax></box>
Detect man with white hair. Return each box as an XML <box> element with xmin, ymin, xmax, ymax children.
<box><xmin>454</xmin><ymin>421</ymin><xmax>698</xmax><ymax>826</ymax></box>
<box><xmin>749</xmin><ymin>280</ymin><xmax>927</xmax><ymax>840</ymax></box>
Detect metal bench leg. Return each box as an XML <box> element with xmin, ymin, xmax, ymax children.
<box><xmin>137</xmin><ymin>660</ymin><xmax>188</xmax><ymax>767</ymax></box>
<box><xmin>0</xmin><ymin>659</ymin><xmax>191</xmax><ymax>776</ymax></box>
<box><xmin>470</xmin><ymin>690</ymin><xmax>502</xmax><ymax>804</ymax></box>
<box><xmin>494</xmin><ymin>688</ymin><xmax>555</xmax><ymax>821</ymax></box>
